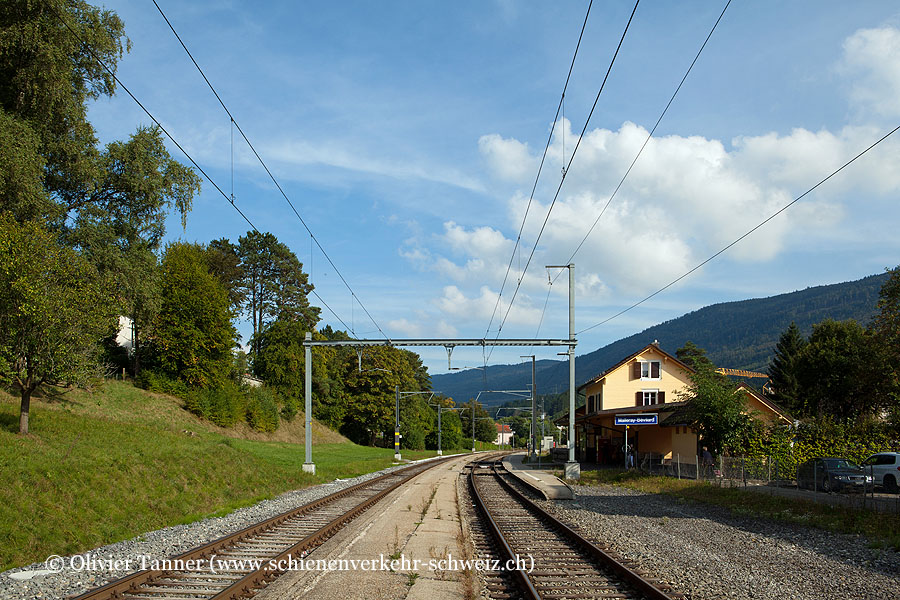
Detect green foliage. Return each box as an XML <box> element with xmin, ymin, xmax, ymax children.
<box><xmin>0</xmin><ymin>215</ymin><xmax>117</xmax><ymax>433</ymax></box>
<box><xmin>244</xmin><ymin>387</ymin><xmax>280</xmax><ymax>432</ymax></box>
<box><xmin>458</xmin><ymin>399</ymin><xmax>496</xmax><ymax>443</ymax></box>
<box><xmin>675</xmin><ymin>341</ymin><xmax>713</xmax><ymax>371</ymax></box>
<box><xmin>185</xmin><ymin>384</ymin><xmax>244</xmax><ymax>428</ymax></box>
<box><xmin>796</xmin><ymin>319</ymin><xmax>873</xmax><ymax>420</ymax></box>
<box><xmin>253</xmin><ymin>319</ymin><xmax>307</xmax><ymax>398</ymax></box>
<box><xmin>766</xmin><ymin>322</ymin><xmax>806</xmax><ymax>415</ymax></box>
<box><xmin>237</xmin><ymin>230</ymin><xmax>319</xmax><ymax>357</ymax></box>
<box><xmin>736</xmin><ymin>418</ymin><xmax>898</xmax><ymax>479</ymax></box>
<box><xmin>679</xmin><ymin>360</ymin><xmax>752</xmax><ymax>455</ymax></box>
<box><xmin>0</xmin><ymin>0</ymin><xmax>128</xmax><ymax>217</ymax></box>
<box><xmin>151</xmin><ymin>242</ymin><xmax>236</xmax><ymax>389</ymax></box>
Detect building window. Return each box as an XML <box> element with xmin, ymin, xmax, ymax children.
<box><xmin>641</xmin><ymin>360</ymin><xmax>661</xmax><ymax>380</ymax></box>
<box><xmin>642</xmin><ymin>390</ymin><xmax>659</xmax><ymax>405</ymax></box>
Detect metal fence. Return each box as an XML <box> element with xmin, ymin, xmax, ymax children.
<box><xmin>635</xmin><ymin>453</ymin><xmax>900</xmax><ymax>515</ymax></box>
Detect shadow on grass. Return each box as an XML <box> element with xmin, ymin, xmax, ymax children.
<box><xmin>0</xmin><ymin>411</ymin><xmax>19</xmax><ymax>433</ymax></box>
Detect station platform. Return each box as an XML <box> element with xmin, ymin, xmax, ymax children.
<box><xmin>502</xmin><ymin>453</ymin><xmax>574</xmax><ymax>500</ymax></box>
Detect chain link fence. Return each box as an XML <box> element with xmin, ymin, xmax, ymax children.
<box><xmin>636</xmin><ymin>452</ymin><xmax>900</xmax><ymax>514</ymax></box>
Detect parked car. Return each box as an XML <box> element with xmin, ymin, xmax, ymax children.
<box><xmin>861</xmin><ymin>452</ymin><xmax>900</xmax><ymax>493</ymax></box>
<box><xmin>796</xmin><ymin>457</ymin><xmax>873</xmax><ymax>492</ymax></box>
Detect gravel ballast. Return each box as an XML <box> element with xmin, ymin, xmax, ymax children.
<box><xmin>539</xmin><ymin>483</ymin><xmax>899</xmax><ymax>600</ymax></box>
<box><xmin>0</xmin><ymin>464</ymin><xmax>415</xmax><ymax>600</ymax></box>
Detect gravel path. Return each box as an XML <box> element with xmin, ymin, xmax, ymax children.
<box><xmin>0</xmin><ymin>464</ymin><xmax>413</xmax><ymax>600</ymax></box>
<box><xmin>539</xmin><ymin>483</ymin><xmax>899</xmax><ymax>600</ymax></box>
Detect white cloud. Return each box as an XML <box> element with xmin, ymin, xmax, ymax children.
<box><xmin>839</xmin><ymin>26</ymin><xmax>900</xmax><ymax>119</ymax></box>
<box><xmin>478</xmin><ymin>133</ymin><xmax>537</xmax><ymax>183</ymax></box>
<box><xmin>436</xmin><ymin>285</ymin><xmax>543</xmax><ymax>327</ymax></box>
<box><xmin>401</xmin><ymin>23</ymin><xmax>900</xmax><ymax>336</ymax></box>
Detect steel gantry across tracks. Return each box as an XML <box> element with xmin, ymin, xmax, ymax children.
<box><xmin>299</xmin><ymin>336</ymin><xmax>576</xmax><ymax>473</ymax></box>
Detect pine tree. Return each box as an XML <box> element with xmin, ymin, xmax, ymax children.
<box><xmin>767</xmin><ymin>322</ymin><xmax>806</xmax><ymax>416</ymax></box>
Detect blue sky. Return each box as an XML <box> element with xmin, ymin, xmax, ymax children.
<box><xmin>89</xmin><ymin>1</ymin><xmax>900</xmax><ymax>375</ymax></box>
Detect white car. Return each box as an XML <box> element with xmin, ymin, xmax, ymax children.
<box><xmin>861</xmin><ymin>452</ymin><xmax>900</xmax><ymax>493</ymax></box>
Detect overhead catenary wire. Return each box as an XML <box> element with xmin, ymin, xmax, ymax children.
<box><xmin>577</xmin><ymin>122</ymin><xmax>900</xmax><ymax>335</ymax></box>
<box><xmin>483</xmin><ymin>0</ymin><xmax>595</xmax><ymax>341</ymax></box>
<box><xmin>151</xmin><ymin>0</ymin><xmax>388</xmax><ymax>340</ymax></box>
<box><xmin>560</xmin><ymin>0</ymin><xmax>732</xmax><ymax>272</ymax></box>
<box><xmin>49</xmin><ymin>4</ymin><xmax>354</xmax><ymax>333</ymax></box>
<box><xmin>534</xmin><ymin>0</ymin><xmax>731</xmax><ymax>337</ymax></box>
<box><xmin>490</xmin><ymin>0</ymin><xmax>641</xmax><ymax>351</ymax></box>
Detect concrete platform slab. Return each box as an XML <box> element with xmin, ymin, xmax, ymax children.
<box><xmin>503</xmin><ymin>453</ymin><xmax>574</xmax><ymax>500</ymax></box>
<box><xmin>256</xmin><ymin>455</ymin><xmax>473</xmax><ymax>600</ymax></box>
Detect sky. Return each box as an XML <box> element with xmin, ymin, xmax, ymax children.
<box><xmin>88</xmin><ymin>1</ymin><xmax>900</xmax><ymax>376</ymax></box>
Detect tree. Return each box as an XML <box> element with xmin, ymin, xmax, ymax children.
<box><xmin>678</xmin><ymin>361</ymin><xmax>751</xmax><ymax>455</ymax></box>
<box><xmin>68</xmin><ymin>126</ymin><xmax>201</xmax><ymax>374</ymax></box>
<box><xmin>253</xmin><ymin>318</ymin><xmax>307</xmax><ymax>403</ymax></box>
<box><xmin>767</xmin><ymin>322</ymin><xmax>807</xmax><ymax>415</ymax></box>
<box><xmin>458</xmin><ymin>399</ymin><xmax>496</xmax><ymax>445</ymax></box>
<box><xmin>676</xmin><ymin>341</ymin><xmax>713</xmax><ymax>371</ymax></box>
<box><xmin>0</xmin><ymin>215</ymin><xmax>116</xmax><ymax>434</ymax></box>
<box><xmin>339</xmin><ymin>346</ymin><xmax>421</xmax><ymax>445</ymax></box>
<box><xmin>207</xmin><ymin>238</ymin><xmax>245</xmax><ymax>313</ymax></box>
<box><xmin>0</xmin><ymin>0</ymin><xmax>128</xmax><ymax>221</ymax></box>
<box><xmin>796</xmin><ymin>319</ymin><xmax>872</xmax><ymax>421</ymax></box>
<box><xmin>237</xmin><ymin>231</ymin><xmax>318</xmax><ymax>357</ymax></box>
<box><xmin>149</xmin><ymin>243</ymin><xmax>236</xmax><ymax>389</ymax></box>
<box><xmin>870</xmin><ymin>265</ymin><xmax>900</xmax><ymax>417</ymax></box>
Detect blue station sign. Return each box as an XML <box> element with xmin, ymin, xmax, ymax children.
<box><xmin>615</xmin><ymin>413</ymin><xmax>658</xmax><ymax>426</ymax></box>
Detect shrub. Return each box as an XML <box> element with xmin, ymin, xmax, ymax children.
<box><xmin>245</xmin><ymin>387</ymin><xmax>280</xmax><ymax>432</ymax></box>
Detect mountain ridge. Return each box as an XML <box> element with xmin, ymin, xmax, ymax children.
<box><xmin>431</xmin><ymin>272</ymin><xmax>890</xmax><ymax>407</ymax></box>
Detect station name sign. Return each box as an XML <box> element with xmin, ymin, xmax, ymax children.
<box><xmin>615</xmin><ymin>413</ymin><xmax>658</xmax><ymax>426</ymax></box>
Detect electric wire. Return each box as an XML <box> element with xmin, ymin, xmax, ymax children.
<box><xmin>535</xmin><ymin>0</ymin><xmax>730</xmax><ymax>336</ymax></box>
<box><xmin>49</xmin><ymin>4</ymin><xmax>353</xmax><ymax>333</ymax></box>
<box><xmin>482</xmin><ymin>0</ymin><xmax>594</xmax><ymax>341</ymax></box>
<box><xmin>561</xmin><ymin>0</ymin><xmax>731</xmax><ymax>271</ymax></box>
<box><xmin>151</xmin><ymin>0</ymin><xmax>388</xmax><ymax>340</ymax></box>
<box><xmin>577</xmin><ymin>122</ymin><xmax>900</xmax><ymax>335</ymax></box>
<box><xmin>490</xmin><ymin>0</ymin><xmax>640</xmax><ymax>353</ymax></box>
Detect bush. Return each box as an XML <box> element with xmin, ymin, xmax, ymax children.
<box><xmin>136</xmin><ymin>370</ymin><xmax>191</xmax><ymax>398</ymax></box>
<box><xmin>245</xmin><ymin>387</ymin><xmax>280</xmax><ymax>432</ymax></box>
<box><xmin>402</xmin><ymin>427</ymin><xmax>426</xmax><ymax>451</ymax></box>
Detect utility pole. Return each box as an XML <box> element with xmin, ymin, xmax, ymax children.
<box><xmin>547</xmin><ymin>263</ymin><xmax>579</xmax><ymax>480</ymax></box>
<box><xmin>394</xmin><ymin>385</ymin><xmax>401</xmax><ymax>461</ymax></box>
<box><xmin>522</xmin><ymin>355</ymin><xmax>536</xmax><ymax>460</ymax></box>
<box><xmin>303</xmin><ymin>332</ymin><xmax>314</xmax><ymax>474</ymax></box>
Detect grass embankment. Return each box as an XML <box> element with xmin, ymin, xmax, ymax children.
<box><xmin>0</xmin><ymin>382</ymin><xmax>439</xmax><ymax>571</ymax></box>
<box><xmin>567</xmin><ymin>469</ymin><xmax>900</xmax><ymax>552</ymax></box>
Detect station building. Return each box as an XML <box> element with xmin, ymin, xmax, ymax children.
<box><xmin>563</xmin><ymin>342</ymin><xmax>792</xmax><ymax>466</ymax></box>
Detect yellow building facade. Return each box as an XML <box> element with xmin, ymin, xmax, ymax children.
<box><xmin>569</xmin><ymin>342</ymin><xmax>791</xmax><ymax>466</ymax></box>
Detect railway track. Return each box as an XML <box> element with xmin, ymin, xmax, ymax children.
<box><xmin>468</xmin><ymin>460</ymin><xmax>683</xmax><ymax>600</ymax></box>
<box><xmin>73</xmin><ymin>457</ymin><xmax>452</xmax><ymax>600</ymax></box>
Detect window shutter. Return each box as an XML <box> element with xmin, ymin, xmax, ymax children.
<box><xmin>651</xmin><ymin>361</ymin><xmax>660</xmax><ymax>378</ymax></box>
<box><xmin>659</xmin><ymin>391</ymin><xmax>666</xmax><ymax>403</ymax></box>
<box><xmin>632</xmin><ymin>362</ymin><xmax>641</xmax><ymax>380</ymax></box>
<box><xmin>635</xmin><ymin>391</ymin><xmax>642</xmax><ymax>406</ymax></box>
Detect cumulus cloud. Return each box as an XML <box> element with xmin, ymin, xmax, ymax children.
<box><xmin>839</xmin><ymin>26</ymin><xmax>900</xmax><ymax>119</ymax></box>
<box><xmin>436</xmin><ymin>285</ymin><xmax>543</xmax><ymax>327</ymax></box>
<box><xmin>402</xmin><ymin>23</ymin><xmax>900</xmax><ymax>334</ymax></box>
<box><xmin>478</xmin><ymin>134</ymin><xmax>538</xmax><ymax>183</ymax></box>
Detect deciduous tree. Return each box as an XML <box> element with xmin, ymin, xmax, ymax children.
<box><xmin>150</xmin><ymin>242</ymin><xmax>236</xmax><ymax>389</ymax></box>
<box><xmin>0</xmin><ymin>215</ymin><xmax>116</xmax><ymax>434</ymax></box>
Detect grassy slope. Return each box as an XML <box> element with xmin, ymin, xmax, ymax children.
<box><xmin>0</xmin><ymin>382</ymin><xmax>439</xmax><ymax>571</ymax></box>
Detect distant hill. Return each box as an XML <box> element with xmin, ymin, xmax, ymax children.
<box><xmin>431</xmin><ymin>272</ymin><xmax>889</xmax><ymax>407</ymax></box>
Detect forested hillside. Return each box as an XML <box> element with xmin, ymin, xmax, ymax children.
<box><xmin>432</xmin><ymin>272</ymin><xmax>890</xmax><ymax>406</ymax></box>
